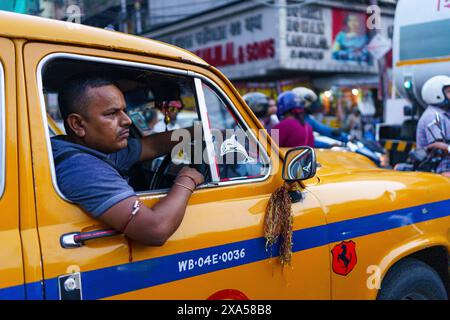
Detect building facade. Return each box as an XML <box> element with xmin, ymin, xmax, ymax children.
<box><xmin>8</xmin><ymin>0</ymin><xmax>395</xmax><ymax>130</ymax></box>
<box><xmin>144</xmin><ymin>1</ymin><xmax>394</xmax><ymax>80</ymax></box>
<box><xmin>142</xmin><ymin>0</ymin><xmax>395</xmax><ymax>129</ymax></box>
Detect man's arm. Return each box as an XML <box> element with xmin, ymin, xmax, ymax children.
<box><xmin>139</xmin><ymin>126</ymin><xmax>196</xmax><ymax>161</ymax></box>
<box><xmin>99</xmin><ymin>166</ymin><xmax>204</xmax><ymax>246</ymax></box>
<box><xmin>425</xmin><ymin>141</ymin><xmax>450</xmax><ymax>154</ymax></box>
<box><xmin>305</xmin><ymin>114</ymin><xmax>334</xmax><ymax>137</ymax></box>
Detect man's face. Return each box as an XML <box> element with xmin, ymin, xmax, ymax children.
<box><xmin>80</xmin><ymin>85</ymin><xmax>132</xmax><ymax>153</ymax></box>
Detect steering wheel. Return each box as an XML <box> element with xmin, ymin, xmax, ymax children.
<box><xmin>149</xmin><ymin>153</ymin><xmax>212</xmax><ymax>190</ymax></box>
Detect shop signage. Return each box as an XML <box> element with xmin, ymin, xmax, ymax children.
<box><xmin>156</xmin><ymin>7</ymin><xmax>278</xmax><ymax>79</ymax></box>
<box><xmin>286</xmin><ymin>6</ymin><xmax>330</xmax><ymax>61</ymax></box>
<box><xmin>193</xmin><ymin>38</ymin><xmax>275</xmax><ymax>67</ymax></box>
<box><xmin>283</xmin><ymin>6</ymin><xmax>383</xmax><ymax>72</ymax></box>
<box><xmin>149</xmin><ymin>4</ymin><xmax>394</xmax><ymax>79</ymax></box>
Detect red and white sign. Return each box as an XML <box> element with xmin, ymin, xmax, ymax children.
<box><xmin>194</xmin><ymin>39</ymin><xmax>275</xmax><ymax>67</ymax></box>
<box><xmin>367</xmin><ymin>33</ymin><xmax>392</xmax><ymax>60</ymax></box>
<box><xmin>437</xmin><ymin>0</ymin><xmax>450</xmax><ymax>11</ymax></box>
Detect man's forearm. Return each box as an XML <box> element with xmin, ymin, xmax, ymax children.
<box><xmin>151</xmin><ymin>183</ymin><xmax>193</xmax><ymax>239</ymax></box>
<box><xmin>426</xmin><ymin>141</ymin><xmax>450</xmax><ymax>154</ymax></box>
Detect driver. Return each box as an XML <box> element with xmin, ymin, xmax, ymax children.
<box><xmin>418</xmin><ymin>76</ymin><xmax>450</xmax><ymax>177</ymax></box>
<box><xmin>51</xmin><ymin>74</ymin><xmax>204</xmax><ymax>246</ymax></box>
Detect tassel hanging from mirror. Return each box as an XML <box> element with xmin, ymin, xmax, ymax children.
<box><xmin>264</xmin><ymin>182</ymin><xmax>295</xmax><ymax>267</ymax></box>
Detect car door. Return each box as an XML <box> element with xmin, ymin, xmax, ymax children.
<box><xmin>24</xmin><ymin>41</ymin><xmax>330</xmax><ymax>299</ymax></box>
<box><xmin>305</xmin><ymin>156</ymin><xmax>450</xmax><ymax>299</ymax></box>
<box><xmin>24</xmin><ymin>43</ymin><xmax>140</xmax><ymax>300</ymax></box>
<box><xmin>127</xmin><ymin>74</ymin><xmax>331</xmax><ymax>299</ymax></box>
<box><xmin>0</xmin><ymin>38</ymin><xmax>25</xmax><ymax>299</ymax></box>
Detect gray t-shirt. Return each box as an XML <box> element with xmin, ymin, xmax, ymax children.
<box><xmin>51</xmin><ymin>136</ymin><xmax>142</xmax><ymax>217</ymax></box>
<box><xmin>416</xmin><ymin>106</ymin><xmax>450</xmax><ymax>173</ymax></box>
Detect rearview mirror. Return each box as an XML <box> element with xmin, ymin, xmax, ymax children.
<box><xmin>282</xmin><ymin>147</ymin><xmax>317</xmax><ymax>181</ymax></box>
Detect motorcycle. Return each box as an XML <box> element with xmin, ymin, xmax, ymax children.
<box><xmin>394</xmin><ymin>148</ymin><xmax>445</xmax><ymax>172</ymax></box>
<box><xmin>315</xmin><ymin>132</ymin><xmax>389</xmax><ymax>167</ymax></box>
<box><xmin>395</xmin><ymin>112</ymin><xmax>448</xmax><ymax>173</ymax></box>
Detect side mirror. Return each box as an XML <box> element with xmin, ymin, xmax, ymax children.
<box><xmin>282</xmin><ymin>146</ymin><xmax>317</xmax><ymax>181</ymax></box>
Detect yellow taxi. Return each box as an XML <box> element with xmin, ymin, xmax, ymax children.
<box><xmin>0</xmin><ymin>11</ymin><xmax>448</xmax><ymax>300</ymax></box>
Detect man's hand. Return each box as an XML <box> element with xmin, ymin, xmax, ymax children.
<box><xmin>176</xmin><ymin>167</ymin><xmax>204</xmax><ymax>187</ymax></box>
<box><xmin>426</xmin><ymin>142</ymin><xmax>449</xmax><ymax>154</ymax></box>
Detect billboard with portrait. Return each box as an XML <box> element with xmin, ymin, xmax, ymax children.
<box><xmin>331</xmin><ymin>9</ymin><xmax>372</xmax><ymax>64</ymax></box>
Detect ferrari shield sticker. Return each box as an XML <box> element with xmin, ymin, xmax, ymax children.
<box><xmin>331</xmin><ymin>240</ymin><xmax>357</xmax><ymax>276</ymax></box>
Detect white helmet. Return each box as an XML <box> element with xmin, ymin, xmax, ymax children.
<box><xmin>292</xmin><ymin>87</ymin><xmax>318</xmax><ymax>107</ymax></box>
<box><xmin>421</xmin><ymin>75</ymin><xmax>450</xmax><ymax>106</ymax></box>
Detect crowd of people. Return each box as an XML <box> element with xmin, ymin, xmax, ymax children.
<box><xmin>244</xmin><ymin>76</ymin><xmax>450</xmax><ymax>177</ymax></box>
<box><xmin>243</xmin><ymin>86</ymin><xmax>353</xmax><ymax>150</ymax></box>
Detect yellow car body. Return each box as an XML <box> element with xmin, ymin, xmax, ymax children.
<box><xmin>0</xmin><ymin>11</ymin><xmax>449</xmax><ymax>300</ymax></box>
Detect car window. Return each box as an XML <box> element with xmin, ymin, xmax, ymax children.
<box><xmin>41</xmin><ymin>54</ymin><xmax>269</xmax><ymax>200</ymax></box>
<box><xmin>41</xmin><ymin>55</ymin><xmax>207</xmax><ymax>196</ymax></box>
<box><xmin>201</xmin><ymin>82</ymin><xmax>270</xmax><ymax>182</ymax></box>
<box><xmin>126</xmin><ymin>78</ymin><xmax>198</xmax><ymax>135</ymax></box>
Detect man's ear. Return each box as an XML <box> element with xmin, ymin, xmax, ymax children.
<box><xmin>66</xmin><ymin>113</ymin><xmax>86</xmax><ymax>137</ymax></box>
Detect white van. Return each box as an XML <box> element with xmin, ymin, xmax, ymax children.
<box><xmin>378</xmin><ymin>0</ymin><xmax>450</xmax><ymax>162</ymax></box>
<box><xmin>394</xmin><ymin>0</ymin><xmax>450</xmax><ymax>107</ymax></box>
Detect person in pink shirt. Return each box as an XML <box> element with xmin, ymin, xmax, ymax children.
<box><xmin>271</xmin><ymin>91</ymin><xmax>314</xmax><ymax>148</ymax></box>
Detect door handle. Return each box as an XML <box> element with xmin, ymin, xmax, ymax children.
<box><xmin>60</xmin><ymin>229</ymin><xmax>120</xmax><ymax>248</ymax></box>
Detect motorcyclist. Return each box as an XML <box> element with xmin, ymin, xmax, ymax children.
<box><xmin>292</xmin><ymin>87</ymin><xmax>348</xmax><ymax>147</ymax></box>
<box><xmin>243</xmin><ymin>92</ymin><xmax>279</xmax><ymax>130</ymax></box>
<box><xmin>417</xmin><ymin>75</ymin><xmax>450</xmax><ymax>177</ymax></box>
<box><xmin>271</xmin><ymin>91</ymin><xmax>314</xmax><ymax>148</ymax></box>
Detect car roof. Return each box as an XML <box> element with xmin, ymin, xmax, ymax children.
<box><xmin>0</xmin><ymin>10</ymin><xmax>208</xmax><ymax>67</ymax></box>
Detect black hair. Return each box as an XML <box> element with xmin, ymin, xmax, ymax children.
<box><xmin>58</xmin><ymin>74</ymin><xmax>118</xmax><ymax>121</ymax></box>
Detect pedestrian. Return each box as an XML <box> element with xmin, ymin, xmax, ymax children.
<box><xmin>346</xmin><ymin>107</ymin><xmax>363</xmax><ymax>139</ymax></box>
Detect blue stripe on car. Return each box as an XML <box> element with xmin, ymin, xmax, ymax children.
<box><xmin>1</xmin><ymin>199</ymin><xmax>449</xmax><ymax>299</ymax></box>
